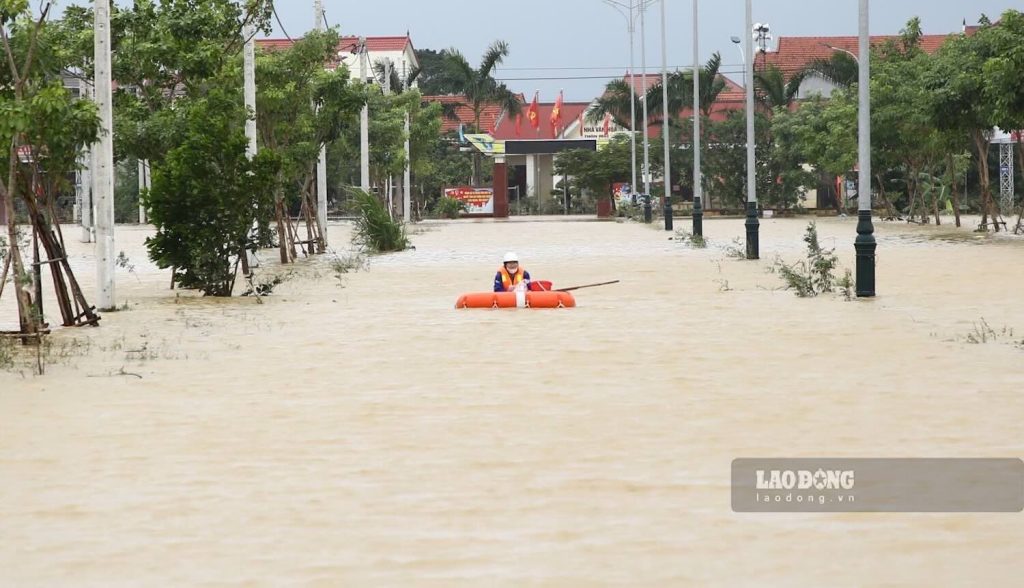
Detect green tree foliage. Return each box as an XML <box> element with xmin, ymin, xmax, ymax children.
<box><xmin>413</xmin><ymin>48</ymin><xmax>454</xmax><ymax>95</ymax></box>
<box><xmin>924</xmin><ymin>16</ymin><xmax>1003</xmax><ymax>227</ymax></box>
<box><xmin>770</xmin><ymin>94</ymin><xmax>857</xmax><ymax>211</ymax></box>
<box><xmin>800</xmin><ymin>52</ymin><xmax>859</xmax><ymax>89</ymax></box>
<box><xmin>754</xmin><ymin>65</ymin><xmax>805</xmax><ymax>110</ymax></box>
<box><xmin>113</xmin><ymin>0</ymin><xmax>274</xmax><ymax>162</ymax></box>
<box><xmin>256</xmin><ymin>29</ymin><xmax>366</xmax><ymax>260</ymax></box>
<box><xmin>144</xmin><ymin>89</ymin><xmax>279</xmax><ymax>296</ymax></box>
<box><xmin>2</xmin><ymin>1</ymin><xmax>100</xmax><ymax>335</ymax></box>
<box><xmin>554</xmin><ymin>136</ymin><xmax>638</xmax><ymax>205</ymax></box>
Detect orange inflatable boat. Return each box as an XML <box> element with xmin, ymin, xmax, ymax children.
<box><xmin>455</xmin><ymin>290</ymin><xmax>576</xmax><ymax>309</ymax></box>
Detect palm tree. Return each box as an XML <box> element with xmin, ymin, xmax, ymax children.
<box><xmin>753</xmin><ymin>65</ymin><xmax>805</xmax><ymax>110</ymax></box>
<box><xmin>588</xmin><ymin>78</ymin><xmax>643</xmax><ymax>129</ymax></box>
<box><xmin>800</xmin><ymin>52</ymin><xmax>858</xmax><ymax>89</ymax></box>
<box><xmin>440</xmin><ymin>40</ymin><xmax>521</xmax><ymax>185</ymax></box>
<box><xmin>645</xmin><ymin>52</ymin><xmax>728</xmax><ymax>123</ymax></box>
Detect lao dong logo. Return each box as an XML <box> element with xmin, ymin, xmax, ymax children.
<box><xmin>756</xmin><ymin>468</ymin><xmax>855</xmax><ymax>491</ymax></box>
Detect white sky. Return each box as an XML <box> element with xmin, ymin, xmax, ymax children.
<box><xmin>277</xmin><ymin>0</ymin><xmax>1016</xmax><ymax>101</ymax></box>
<box><xmin>81</xmin><ymin>1</ymin><xmax>1020</xmax><ymax>101</ymax></box>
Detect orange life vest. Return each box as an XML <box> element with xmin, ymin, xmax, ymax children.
<box><xmin>499</xmin><ymin>266</ymin><xmax>527</xmax><ymax>291</ymax></box>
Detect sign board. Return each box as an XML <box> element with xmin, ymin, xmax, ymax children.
<box><xmin>444</xmin><ymin>186</ymin><xmax>494</xmax><ymax>215</ymax></box>
<box><xmin>464</xmin><ymin>134</ymin><xmax>504</xmax><ymax>155</ymax></box>
<box><xmin>612</xmin><ymin>182</ymin><xmax>634</xmax><ymax>206</ymax></box>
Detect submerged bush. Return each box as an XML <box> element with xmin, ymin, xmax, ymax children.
<box><xmin>349</xmin><ymin>189</ymin><xmax>409</xmax><ymax>253</ymax></box>
<box><xmin>434</xmin><ymin>196</ymin><xmax>467</xmax><ymax>219</ymax></box>
<box><xmin>770</xmin><ymin>222</ymin><xmax>847</xmax><ymax>298</ymax></box>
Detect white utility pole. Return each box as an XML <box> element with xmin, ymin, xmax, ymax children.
<box><xmin>639</xmin><ymin>1</ymin><xmax>651</xmax><ymax>194</ymax></box>
<box><xmin>137</xmin><ymin>159</ymin><xmax>149</xmax><ymax>224</ymax></box>
<box><xmin>243</xmin><ymin>20</ymin><xmax>259</xmax><ymax>269</ymax></box>
<box><xmin>402</xmin><ymin>58</ymin><xmax>412</xmax><ymax>223</ymax></box>
<box><xmin>78</xmin><ymin>79</ymin><xmax>93</xmax><ymax>243</ymax></box>
<box><xmin>314</xmin><ymin>0</ymin><xmax>328</xmax><ymax>234</ymax></box>
<box><xmin>94</xmin><ymin>0</ymin><xmax>115</xmax><ymax>309</ymax></box>
<box><xmin>383</xmin><ymin>60</ymin><xmax>393</xmax><ymax>217</ymax></box>
<box><xmin>359</xmin><ymin>37</ymin><xmax>371</xmax><ymax>192</ymax></box>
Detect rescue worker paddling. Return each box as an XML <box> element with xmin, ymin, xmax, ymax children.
<box><xmin>493</xmin><ymin>252</ymin><xmax>531</xmax><ymax>292</ymax></box>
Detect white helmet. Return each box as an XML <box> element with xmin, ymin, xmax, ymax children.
<box><xmin>503</xmin><ymin>252</ymin><xmax>519</xmax><ymax>263</ymax></box>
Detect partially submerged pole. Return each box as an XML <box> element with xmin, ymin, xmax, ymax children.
<box><xmin>744</xmin><ymin>0</ymin><xmax>759</xmax><ymax>259</ymax></box>
<box><xmin>359</xmin><ymin>37</ymin><xmax>371</xmax><ymax>193</ymax></box>
<box><xmin>94</xmin><ymin>0</ymin><xmax>115</xmax><ymax>309</ymax></box>
<box><xmin>243</xmin><ymin>20</ymin><xmax>258</xmax><ymax>269</ymax></box>
<box><xmin>314</xmin><ymin>0</ymin><xmax>329</xmax><ymax>236</ymax></box>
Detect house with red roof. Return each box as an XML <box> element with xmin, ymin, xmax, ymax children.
<box><xmin>756</xmin><ymin>33</ymin><xmax>951</xmax><ymax>99</ymax></box>
<box><xmin>256</xmin><ymin>34</ymin><xmax>418</xmax><ymax>84</ymax></box>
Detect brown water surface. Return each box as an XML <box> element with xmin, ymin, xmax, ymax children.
<box><xmin>1</xmin><ymin>217</ymin><xmax>1022</xmax><ymax>586</ymax></box>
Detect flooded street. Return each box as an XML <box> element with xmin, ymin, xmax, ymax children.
<box><xmin>2</xmin><ymin>217</ymin><xmax>1023</xmax><ymax>586</ymax></box>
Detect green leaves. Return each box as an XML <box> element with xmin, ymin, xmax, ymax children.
<box><xmin>145</xmin><ymin>88</ymin><xmax>279</xmax><ymax>296</ymax></box>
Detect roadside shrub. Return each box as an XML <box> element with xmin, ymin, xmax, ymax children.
<box><xmin>434</xmin><ymin>196</ymin><xmax>467</xmax><ymax>219</ymax></box>
<box><xmin>349</xmin><ymin>189</ymin><xmax>409</xmax><ymax>253</ymax></box>
<box><xmin>770</xmin><ymin>222</ymin><xmax>846</xmax><ymax>297</ymax></box>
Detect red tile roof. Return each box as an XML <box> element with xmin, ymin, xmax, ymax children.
<box><xmin>492</xmin><ymin>102</ymin><xmax>590</xmax><ymax>140</ymax></box>
<box><xmin>257</xmin><ymin>35</ymin><xmax>413</xmax><ymax>65</ymax></box>
<box><xmin>338</xmin><ymin>35</ymin><xmax>413</xmax><ymax>54</ymax></box>
<box><xmin>760</xmin><ymin>34</ymin><xmax>950</xmax><ymax>78</ymax></box>
<box><xmin>423</xmin><ymin>94</ymin><xmax>526</xmax><ymax>134</ymax></box>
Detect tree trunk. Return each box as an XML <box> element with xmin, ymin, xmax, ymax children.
<box><xmin>972</xmin><ymin>131</ymin><xmax>998</xmax><ymax>231</ymax></box>
<box><xmin>1016</xmin><ymin>144</ymin><xmax>1024</xmax><ymax>234</ymax></box>
<box><xmin>947</xmin><ymin>154</ymin><xmax>962</xmax><ymax>228</ymax></box>
<box><xmin>2</xmin><ymin>154</ymin><xmax>40</xmax><ymax>342</ymax></box>
<box><xmin>875</xmin><ymin>173</ymin><xmax>897</xmax><ymax>219</ymax></box>
<box><xmin>471</xmin><ymin>110</ymin><xmax>482</xmax><ymax>186</ymax></box>
<box><xmin>274</xmin><ymin>192</ymin><xmax>290</xmax><ymax>264</ymax></box>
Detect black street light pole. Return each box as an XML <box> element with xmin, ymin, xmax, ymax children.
<box><xmin>692</xmin><ymin>0</ymin><xmax>703</xmax><ymax>236</ymax></box>
<box><xmin>855</xmin><ymin>0</ymin><xmax>876</xmax><ymax>296</ymax></box>
<box><xmin>659</xmin><ymin>0</ymin><xmax>673</xmax><ymax>230</ymax></box>
<box><xmin>744</xmin><ymin>0</ymin><xmax>758</xmax><ymax>259</ymax></box>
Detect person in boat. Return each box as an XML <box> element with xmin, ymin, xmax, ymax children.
<box><xmin>494</xmin><ymin>252</ymin><xmax>531</xmax><ymax>292</ymax></box>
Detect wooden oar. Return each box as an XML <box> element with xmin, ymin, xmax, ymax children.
<box><xmin>556</xmin><ymin>280</ymin><xmax>620</xmax><ymax>292</ymax></box>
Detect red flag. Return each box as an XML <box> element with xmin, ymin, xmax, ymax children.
<box><xmin>526</xmin><ymin>91</ymin><xmax>540</xmax><ymax>130</ymax></box>
<box><xmin>550</xmin><ymin>90</ymin><xmax>563</xmax><ymax>134</ymax></box>
<box><xmin>603</xmin><ymin>113</ymin><xmax>611</xmax><ymax>137</ymax></box>
<box><xmin>515</xmin><ymin>114</ymin><xmax>522</xmax><ymax>137</ymax></box>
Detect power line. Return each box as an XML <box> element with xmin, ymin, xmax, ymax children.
<box><xmin>495</xmin><ymin>69</ymin><xmax>749</xmax><ymax>82</ymax></box>
<box><xmin>496</xmin><ymin>63</ymin><xmax>746</xmax><ymax>71</ymax></box>
<box><xmin>272</xmin><ymin>4</ymin><xmax>293</xmax><ymax>42</ymax></box>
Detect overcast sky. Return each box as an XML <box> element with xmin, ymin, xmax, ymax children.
<box><xmin>264</xmin><ymin>1</ymin><xmax>1016</xmax><ymax>101</ymax></box>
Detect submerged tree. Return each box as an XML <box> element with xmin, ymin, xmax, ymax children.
<box><xmin>257</xmin><ymin>29</ymin><xmax>366</xmax><ymax>263</ymax></box>
<box><xmin>144</xmin><ymin>88</ymin><xmax>278</xmax><ymax>296</ymax></box>
<box><xmin>1</xmin><ymin>1</ymin><xmax>101</xmax><ymax>340</ymax></box>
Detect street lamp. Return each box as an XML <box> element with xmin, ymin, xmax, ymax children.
<box><xmin>659</xmin><ymin>0</ymin><xmax>671</xmax><ymax>230</ymax></box>
<box><xmin>692</xmin><ymin>0</ymin><xmax>702</xmax><ymax>236</ymax></box>
<box><xmin>821</xmin><ymin>42</ymin><xmax>858</xmax><ymax>63</ymax></box>
<box><xmin>730</xmin><ymin>35</ymin><xmax>745</xmax><ymax>97</ymax></box>
<box><xmin>639</xmin><ymin>0</ymin><xmax>653</xmax><ymax>197</ymax></box>
<box><xmin>855</xmin><ymin>0</ymin><xmax>875</xmax><ymax>296</ymax></box>
<box><xmin>603</xmin><ymin>0</ymin><xmax>642</xmax><ymax>198</ymax></box>
<box><xmin>744</xmin><ymin>0</ymin><xmax>758</xmax><ymax>259</ymax></box>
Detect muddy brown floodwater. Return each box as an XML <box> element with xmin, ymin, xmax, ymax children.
<box><xmin>1</xmin><ymin>217</ymin><xmax>1023</xmax><ymax>586</ymax></box>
